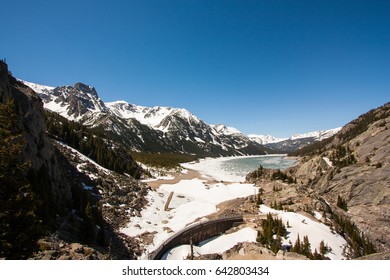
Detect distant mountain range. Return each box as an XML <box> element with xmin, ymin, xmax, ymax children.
<box><xmin>22</xmin><ymin>80</ymin><xmax>340</xmax><ymax>155</ymax></box>
<box><xmin>249</xmin><ymin>128</ymin><xmax>342</xmax><ymax>153</ymax></box>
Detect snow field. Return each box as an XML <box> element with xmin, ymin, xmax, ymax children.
<box><xmin>259</xmin><ymin>205</ymin><xmax>348</xmax><ymax>260</ymax></box>
<box><xmin>120</xmin><ymin>178</ymin><xmax>257</xmax><ymax>258</ymax></box>
<box><xmin>121</xmin><ymin>156</ymin><xmax>347</xmax><ymax>260</ymax></box>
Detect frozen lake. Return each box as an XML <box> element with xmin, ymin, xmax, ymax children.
<box><xmin>182</xmin><ymin>155</ymin><xmax>296</xmax><ymax>182</ymax></box>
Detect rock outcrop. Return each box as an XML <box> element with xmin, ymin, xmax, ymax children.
<box><xmin>0</xmin><ymin>61</ymin><xmax>72</xmax><ymax>220</ymax></box>
<box><xmin>291</xmin><ymin>103</ymin><xmax>390</xmax><ymax>253</ymax></box>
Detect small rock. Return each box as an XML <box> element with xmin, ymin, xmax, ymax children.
<box><xmin>69</xmin><ymin>243</ymin><xmax>85</xmax><ymax>254</ymax></box>
<box><xmin>163</xmin><ymin>227</ymin><xmax>174</xmax><ymax>233</ymax></box>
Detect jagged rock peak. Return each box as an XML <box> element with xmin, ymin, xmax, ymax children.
<box><xmin>72</xmin><ymin>82</ymin><xmax>98</xmax><ymax>97</ymax></box>
<box><xmin>212</xmin><ymin>124</ymin><xmax>243</xmax><ymax>136</ymax></box>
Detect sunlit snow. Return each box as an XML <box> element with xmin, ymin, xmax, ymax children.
<box><xmin>259</xmin><ymin>205</ymin><xmax>348</xmax><ymax>260</ymax></box>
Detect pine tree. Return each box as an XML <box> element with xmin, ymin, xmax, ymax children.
<box><xmin>292</xmin><ymin>234</ymin><xmax>301</xmax><ymax>254</ymax></box>
<box><xmin>302</xmin><ymin>235</ymin><xmax>311</xmax><ymax>257</ymax></box>
<box><xmin>319</xmin><ymin>240</ymin><xmax>326</xmax><ymax>255</ymax></box>
<box><xmin>0</xmin><ymin>100</ymin><xmax>42</xmax><ymax>259</ymax></box>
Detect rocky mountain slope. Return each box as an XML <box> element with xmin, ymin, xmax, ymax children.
<box><xmin>23</xmin><ymin>80</ymin><xmax>271</xmax><ymax>157</ymax></box>
<box><xmin>291</xmin><ymin>103</ymin><xmax>390</xmax><ymax>252</ymax></box>
<box><xmin>247</xmin><ymin>102</ymin><xmax>390</xmax><ymax>256</ymax></box>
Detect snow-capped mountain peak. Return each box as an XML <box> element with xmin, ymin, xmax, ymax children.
<box><xmin>289</xmin><ymin>128</ymin><xmax>342</xmax><ymax>141</ymax></box>
<box><xmin>212</xmin><ymin>124</ymin><xmax>243</xmax><ymax>136</ymax></box>
<box><xmin>249</xmin><ymin>128</ymin><xmax>342</xmax><ymax>145</ymax></box>
<box><xmin>21</xmin><ymin>80</ymin><xmax>107</xmax><ymax>121</ymax></box>
<box><xmin>106</xmin><ymin>101</ymin><xmax>201</xmax><ymax>131</ymax></box>
<box><xmin>248</xmin><ymin>134</ymin><xmax>288</xmax><ymax>145</ymax></box>
<box><xmin>173</xmin><ymin>108</ymin><xmax>200</xmax><ymax>122</ymax></box>
<box><xmin>259</xmin><ymin>127</ymin><xmax>343</xmax><ymax>152</ymax></box>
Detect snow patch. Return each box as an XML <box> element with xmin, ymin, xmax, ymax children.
<box><xmin>259</xmin><ymin>205</ymin><xmax>348</xmax><ymax>260</ymax></box>
<box><xmin>322</xmin><ymin>157</ymin><xmax>333</xmax><ymax>167</ymax></box>
<box><xmin>19</xmin><ymin>80</ymin><xmax>55</xmax><ymax>94</ymax></box>
<box><xmin>120</xmin><ymin>178</ymin><xmax>257</xmax><ymax>259</ymax></box>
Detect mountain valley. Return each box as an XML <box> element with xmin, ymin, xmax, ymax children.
<box><xmin>1</xmin><ymin>60</ymin><xmax>389</xmax><ymax>260</ymax></box>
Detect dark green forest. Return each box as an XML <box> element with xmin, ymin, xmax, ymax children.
<box><xmin>45</xmin><ymin>110</ymin><xmax>142</xmax><ymax>178</ymax></box>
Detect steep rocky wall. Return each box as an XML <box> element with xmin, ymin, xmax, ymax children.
<box><xmin>0</xmin><ymin>61</ymin><xmax>71</xmax><ymax>219</ymax></box>
<box><xmin>289</xmin><ymin>104</ymin><xmax>390</xmax><ymax>252</ymax></box>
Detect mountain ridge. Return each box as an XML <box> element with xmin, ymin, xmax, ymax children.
<box><xmin>20</xmin><ymin>80</ymin><xmax>273</xmax><ymax>157</ymax></box>
<box><xmin>249</xmin><ymin>128</ymin><xmax>342</xmax><ymax>152</ymax></box>
<box><xmin>21</xmin><ymin>79</ymin><xmax>339</xmax><ymax>155</ymax></box>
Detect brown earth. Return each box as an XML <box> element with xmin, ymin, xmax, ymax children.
<box><xmin>145</xmin><ymin>169</ymin><xmax>206</xmax><ymax>189</ymax></box>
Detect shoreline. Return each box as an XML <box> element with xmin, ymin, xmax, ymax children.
<box><xmin>144</xmin><ymin>169</ymin><xmax>206</xmax><ymax>189</ymax></box>
<box><xmin>144</xmin><ymin>153</ymin><xmax>298</xmax><ymax>189</ymax></box>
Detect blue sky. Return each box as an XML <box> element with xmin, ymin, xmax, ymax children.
<box><xmin>1</xmin><ymin>0</ymin><xmax>389</xmax><ymax>137</ymax></box>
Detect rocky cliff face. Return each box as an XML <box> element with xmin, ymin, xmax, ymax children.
<box><xmin>291</xmin><ymin>103</ymin><xmax>390</xmax><ymax>252</ymax></box>
<box><xmin>0</xmin><ymin>61</ymin><xmax>72</xmax><ymax>217</ymax></box>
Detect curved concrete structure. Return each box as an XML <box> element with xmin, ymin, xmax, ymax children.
<box><xmin>149</xmin><ymin>215</ymin><xmax>244</xmax><ymax>260</ymax></box>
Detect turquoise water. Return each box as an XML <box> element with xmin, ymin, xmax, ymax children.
<box><xmin>219</xmin><ymin>155</ymin><xmax>296</xmax><ymax>179</ymax></box>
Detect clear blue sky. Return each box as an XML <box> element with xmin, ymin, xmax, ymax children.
<box><xmin>1</xmin><ymin>0</ymin><xmax>389</xmax><ymax>137</ymax></box>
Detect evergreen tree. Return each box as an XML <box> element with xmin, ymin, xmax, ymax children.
<box><xmin>257</xmin><ymin>213</ymin><xmax>287</xmax><ymax>254</ymax></box>
<box><xmin>292</xmin><ymin>234</ymin><xmax>301</xmax><ymax>254</ymax></box>
<box><xmin>302</xmin><ymin>235</ymin><xmax>311</xmax><ymax>257</ymax></box>
<box><xmin>319</xmin><ymin>240</ymin><xmax>326</xmax><ymax>255</ymax></box>
<box><xmin>0</xmin><ymin>100</ymin><xmax>42</xmax><ymax>259</ymax></box>
<box><xmin>256</xmin><ymin>193</ymin><xmax>263</xmax><ymax>206</ymax></box>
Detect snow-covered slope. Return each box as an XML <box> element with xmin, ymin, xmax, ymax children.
<box><xmin>20</xmin><ymin>80</ymin><xmax>55</xmax><ymax>94</ymax></box>
<box><xmin>107</xmin><ymin>101</ymin><xmax>184</xmax><ymax>130</ymax></box>
<box><xmin>212</xmin><ymin>124</ymin><xmax>243</xmax><ymax>136</ymax></box>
